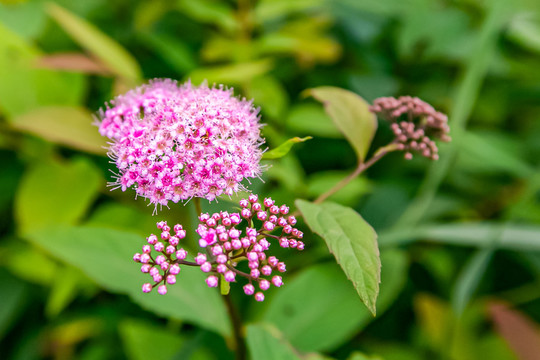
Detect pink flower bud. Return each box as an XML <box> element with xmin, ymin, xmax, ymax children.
<box><xmin>259</xmin><ymin>239</ymin><xmax>270</xmax><ymax>250</ymax></box>
<box><xmin>150</xmin><ymin>267</ymin><xmax>159</xmax><ymax>276</ymax></box>
<box><xmin>297</xmin><ymin>241</ymin><xmax>305</xmax><ymax>251</ymax></box>
<box><xmin>232</xmin><ymin>239</ymin><xmax>242</xmax><ymax>250</ymax></box>
<box><xmin>169</xmin><ymin>236</ymin><xmax>179</xmax><ymax>246</ymax></box>
<box><xmin>206</xmin><ymin>218</ymin><xmax>217</xmax><ymax>227</ymax></box>
<box><xmin>283</xmin><ymin>225</ymin><xmax>293</xmax><ymax>234</ymax></box>
<box><xmin>272</xmin><ymin>276</ymin><xmax>283</xmax><ymax>287</ymax></box>
<box><xmin>141</xmin><ymin>264</ymin><xmax>151</xmax><ymax>273</ymax></box>
<box><xmin>259</xmin><ymin>279</ymin><xmax>270</xmax><ymax>291</ymax></box>
<box><xmin>166</xmin><ymin>245</ymin><xmax>175</xmax><ymax>254</ymax></box>
<box><xmin>241</xmin><ymin>208</ymin><xmax>251</xmax><ymax>218</ymax></box>
<box><xmin>160</xmin><ymin>262</ymin><xmax>169</xmax><ymax>271</ymax></box>
<box><xmin>140</xmin><ymin>253</ymin><xmax>150</xmax><ymax>263</ymax></box>
<box><xmin>246</xmin><ymin>227</ymin><xmax>257</xmax><ymax>237</ymax></box>
<box><xmin>153</xmin><ymin>274</ymin><xmax>163</xmax><ymax>282</ymax></box>
<box><xmin>223</xmin><ymin>241</ymin><xmax>232</xmax><ymax>251</ymax></box>
<box><xmin>250</xmin><ymin>269</ymin><xmax>260</xmax><ymax>278</ymax></box>
<box><xmin>158</xmin><ymin>285</ymin><xmax>167</xmax><ymax>295</ymax></box>
<box><xmin>169</xmin><ymin>264</ymin><xmax>181</xmax><ymax>275</ymax></box>
<box><xmin>166</xmin><ymin>275</ymin><xmax>176</xmax><ymax>284</ymax></box>
<box><xmin>157</xmin><ymin>221</ymin><xmax>166</xmax><ymax>230</ymax></box>
<box><xmin>268</xmin><ymin>256</ymin><xmax>279</xmax><ymax>267</ymax></box>
<box><xmin>211</xmin><ymin>245</ymin><xmax>223</xmax><ymax>256</ymax></box>
<box><xmin>254</xmin><ymin>292</ymin><xmax>265</xmax><ymax>301</ymax></box>
<box><xmin>133</xmin><ymin>253</ymin><xmax>142</xmax><ymax>262</ymax></box>
<box><xmin>195</xmin><ymin>253</ymin><xmax>207</xmax><ymax>265</ymax></box>
<box><xmin>142</xmin><ymin>245</ymin><xmax>151</xmax><ymax>254</ymax></box>
<box><xmin>261</xmin><ymin>265</ymin><xmax>272</xmax><ymax>276</ymax></box>
<box><xmin>162</xmin><ymin>224</ymin><xmax>170</xmax><ymax>232</ymax></box>
<box><xmin>156</xmin><ymin>255</ymin><xmax>166</xmax><ymax>265</ymax></box>
<box><xmin>154</xmin><ymin>242</ymin><xmax>164</xmax><ymax>252</ymax></box>
<box><xmin>247</xmin><ymin>252</ymin><xmax>258</xmax><ymax>261</ymax></box>
<box><xmin>289</xmin><ymin>239</ymin><xmax>297</xmax><ymax>248</ymax></box>
<box><xmin>279</xmin><ymin>237</ymin><xmax>289</xmax><ymax>248</ymax></box>
<box><xmin>229</xmin><ymin>229</ymin><xmax>240</xmax><ymax>238</ymax></box>
<box><xmin>142</xmin><ymin>283</ymin><xmax>152</xmax><ymax>293</ymax></box>
<box><xmin>263</xmin><ymin>221</ymin><xmax>275</xmax><ymax>231</ymax></box>
<box><xmin>269</xmin><ymin>205</ymin><xmax>279</xmax><ymax>214</ymax></box>
<box><xmin>201</xmin><ymin>262</ymin><xmax>212</xmax><ymax>272</ymax></box>
<box><xmin>277</xmin><ymin>262</ymin><xmax>286</xmax><ymax>272</ymax></box>
<box><xmin>252</xmin><ymin>202</ymin><xmax>262</xmax><ymax>211</ymax></box>
<box><xmin>257</xmin><ymin>211</ymin><xmax>267</xmax><ymax>221</ymax></box>
<box><xmin>199</xmin><ymin>213</ymin><xmax>210</xmax><ymax>222</ymax></box>
<box><xmin>224</xmin><ymin>271</ymin><xmax>236</xmax><ymax>282</ymax></box>
<box><xmin>147</xmin><ymin>234</ymin><xmax>158</xmax><ymax>244</ymax></box>
<box><xmin>174</xmin><ymin>224</ymin><xmax>183</xmax><ymax>233</ymax></box>
<box><xmin>216</xmin><ymin>264</ymin><xmax>227</xmax><ymax>273</ymax></box>
<box><xmin>222</xmin><ymin>217</ymin><xmax>232</xmax><ymax>226</ymax></box>
<box><xmin>241</xmin><ymin>238</ymin><xmax>251</xmax><ymax>248</ymax></box>
<box><xmin>263</xmin><ymin>198</ymin><xmax>274</xmax><ymax>208</ymax></box>
<box><xmin>176</xmin><ymin>248</ymin><xmax>187</xmax><ymax>260</ymax></box>
<box><xmin>288</xmin><ymin>216</ymin><xmax>297</xmax><ymax>226</ymax></box>
<box><xmin>206</xmin><ymin>276</ymin><xmax>218</xmax><ymax>287</ymax></box>
<box><xmin>239</xmin><ymin>199</ymin><xmax>249</xmax><ymax>208</ymax></box>
<box><xmin>161</xmin><ymin>231</ymin><xmax>170</xmax><ymax>240</ymax></box>
<box><xmin>230</xmin><ymin>213</ymin><xmax>241</xmax><ymax>224</ymax></box>
<box><xmin>280</xmin><ymin>205</ymin><xmax>289</xmax><ymax>215</ymax></box>
<box><xmin>249</xmin><ymin>261</ymin><xmax>259</xmax><ymax>269</ymax></box>
<box><xmin>244</xmin><ymin>284</ymin><xmax>255</xmax><ymax>295</ymax></box>
<box><xmin>248</xmin><ymin>194</ymin><xmax>258</xmax><ymax>203</ymax></box>
<box><xmin>216</xmin><ymin>254</ymin><xmax>227</xmax><ymax>264</ymax></box>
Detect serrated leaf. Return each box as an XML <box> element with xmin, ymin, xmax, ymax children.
<box><xmin>305</xmin><ymin>87</ymin><xmax>377</xmax><ymax>163</ymax></box>
<box><xmin>11</xmin><ymin>106</ymin><xmax>106</xmax><ymax>155</ymax></box>
<box><xmin>263</xmin><ymin>137</ymin><xmax>312</xmax><ymax>160</ymax></box>
<box><xmin>295</xmin><ymin>200</ymin><xmax>380</xmax><ymax>315</ymax></box>
<box><xmin>15</xmin><ymin>157</ymin><xmax>102</xmax><ymax>234</ymax></box>
<box><xmin>246</xmin><ymin>324</ymin><xmax>301</xmax><ymax>360</ymax></box>
<box><xmin>26</xmin><ymin>226</ymin><xmax>231</xmax><ymax>337</ymax></box>
<box><xmin>46</xmin><ymin>2</ymin><xmax>141</xmax><ymax>83</ymax></box>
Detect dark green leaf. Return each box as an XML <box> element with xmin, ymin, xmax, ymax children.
<box><xmin>286</xmin><ymin>103</ymin><xmax>342</xmax><ymax>138</ymax></box>
<box><xmin>26</xmin><ymin>226</ymin><xmax>231</xmax><ymax>336</ymax></box>
<box><xmin>263</xmin><ymin>136</ymin><xmax>312</xmax><ymax>160</ymax></box>
<box><xmin>305</xmin><ymin>87</ymin><xmax>377</xmax><ymax>163</ymax></box>
<box><xmin>296</xmin><ymin>200</ymin><xmax>380</xmax><ymax>315</ymax></box>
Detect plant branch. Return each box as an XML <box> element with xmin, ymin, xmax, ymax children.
<box><xmin>223</xmin><ymin>293</ymin><xmax>246</xmax><ymax>360</ymax></box>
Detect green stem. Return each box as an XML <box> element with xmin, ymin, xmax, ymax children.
<box><xmin>313</xmin><ymin>144</ymin><xmax>395</xmax><ymax>204</ymax></box>
<box><xmin>194</xmin><ymin>197</ymin><xmax>202</xmax><ymax>215</ymax></box>
<box><xmin>223</xmin><ymin>294</ymin><xmax>246</xmax><ymax>360</ymax></box>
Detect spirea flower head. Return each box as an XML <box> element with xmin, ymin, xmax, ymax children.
<box><xmin>369</xmin><ymin>96</ymin><xmax>450</xmax><ymax>160</ymax></box>
<box><xmin>97</xmin><ymin>79</ymin><xmax>264</xmax><ymax>208</ymax></box>
<box><xmin>133</xmin><ymin>196</ymin><xmax>304</xmax><ymax>300</ymax></box>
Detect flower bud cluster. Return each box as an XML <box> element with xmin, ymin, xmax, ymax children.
<box><xmin>133</xmin><ymin>221</ymin><xmax>189</xmax><ymax>295</ymax></box>
<box><xmin>133</xmin><ymin>196</ymin><xmax>304</xmax><ymax>301</ymax></box>
<box><xmin>369</xmin><ymin>96</ymin><xmax>451</xmax><ymax>160</ymax></box>
<box><xmin>97</xmin><ymin>79</ymin><xmax>264</xmax><ymax>209</ymax></box>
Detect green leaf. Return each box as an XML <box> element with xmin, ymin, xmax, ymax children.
<box><xmin>176</xmin><ymin>0</ymin><xmax>238</xmax><ymax>34</ymax></box>
<box><xmin>119</xmin><ymin>319</ymin><xmax>185</xmax><ymax>360</ymax></box>
<box><xmin>11</xmin><ymin>106</ymin><xmax>106</xmax><ymax>155</ymax></box>
<box><xmin>263</xmin><ymin>137</ymin><xmax>312</xmax><ymax>160</ymax></box>
<box><xmin>305</xmin><ymin>87</ymin><xmax>377</xmax><ymax>163</ymax></box>
<box><xmin>0</xmin><ymin>269</ymin><xmax>28</xmax><ymax>339</ymax></box>
<box><xmin>451</xmin><ymin>248</ymin><xmax>494</xmax><ymax>316</ymax></box>
<box><xmin>26</xmin><ymin>226</ymin><xmax>231</xmax><ymax>336</ymax></box>
<box><xmin>246</xmin><ymin>324</ymin><xmax>301</xmax><ymax>360</ymax></box>
<box><xmin>15</xmin><ymin>157</ymin><xmax>102</xmax><ymax>234</ymax></box>
<box><xmin>286</xmin><ymin>103</ymin><xmax>342</xmax><ymax>138</ymax></box>
<box><xmin>46</xmin><ymin>2</ymin><xmax>141</xmax><ymax>83</ymax></box>
<box><xmin>379</xmin><ymin>222</ymin><xmax>540</xmax><ymax>251</ymax></box>
<box><xmin>245</xmin><ymin>75</ymin><xmax>289</xmax><ymax>120</ymax></box>
<box><xmin>306</xmin><ymin>171</ymin><xmax>371</xmax><ymax>206</ymax></box>
<box><xmin>507</xmin><ymin>12</ymin><xmax>540</xmax><ymax>54</ymax></box>
<box><xmin>140</xmin><ymin>32</ymin><xmax>197</xmax><ymax>74</ymax></box>
<box><xmin>261</xmin><ymin>251</ymin><xmax>407</xmax><ymax>352</ymax></box>
<box><xmin>187</xmin><ymin>60</ymin><xmax>273</xmax><ymax>86</ymax></box>
<box><xmin>296</xmin><ymin>200</ymin><xmax>380</xmax><ymax>315</ymax></box>
<box><xmin>0</xmin><ymin>23</ymin><xmax>86</xmax><ymax>118</ymax></box>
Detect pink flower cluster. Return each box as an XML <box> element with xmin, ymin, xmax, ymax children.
<box><xmin>133</xmin><ymin>195</ymin><xmax>304</xmax><ymax>301</ymax></box>
<box><xmin>369</xmin><ymin>96</ymin><xmax>451</xmax><ymax>160</ymax></box>
<box><xmin>97</xmin><ymin>79</ymin><xmax>264</xmax><ymax>208</ymax></box>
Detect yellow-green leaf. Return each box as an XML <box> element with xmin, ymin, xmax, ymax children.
<box><xmin>263</xmin><ymin>136</ymin><xmax>312</xmax><ymax>160</ymax></box>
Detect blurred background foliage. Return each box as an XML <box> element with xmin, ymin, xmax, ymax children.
<box><xmin>1</xmin><ymin>0</ymin><xmax>540</xmax><ymax>359</ymax></box>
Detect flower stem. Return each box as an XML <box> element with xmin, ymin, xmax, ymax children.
<box><xmin>313</xmin><ymin>144</ymin><xmax>396</xmax><ymax>204</ymax></box>
<box><xmin>223</xmin><ymin>293</ymin><xmax>246</xmax><ymax>360</ymax></box>
<box><xmin>194</xmin><ymin>197</ymin><xmax>202</xmax><ymax>215</ymax></box>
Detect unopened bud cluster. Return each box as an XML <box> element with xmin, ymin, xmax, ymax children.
<box><xmin>133</xmin><ymin>195</ymin><xmax>304</xmax><ymax>301</ymax></box>
<box><xmin>370</xmin><ymin>96</ymin><xmax>450</xmax><ymax>160</ymax></box>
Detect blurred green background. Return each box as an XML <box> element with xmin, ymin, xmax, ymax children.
<box><xmin>1</xmin><ymin>0</ymin><xmax>540</xmax><ymax>359</ymax></box>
